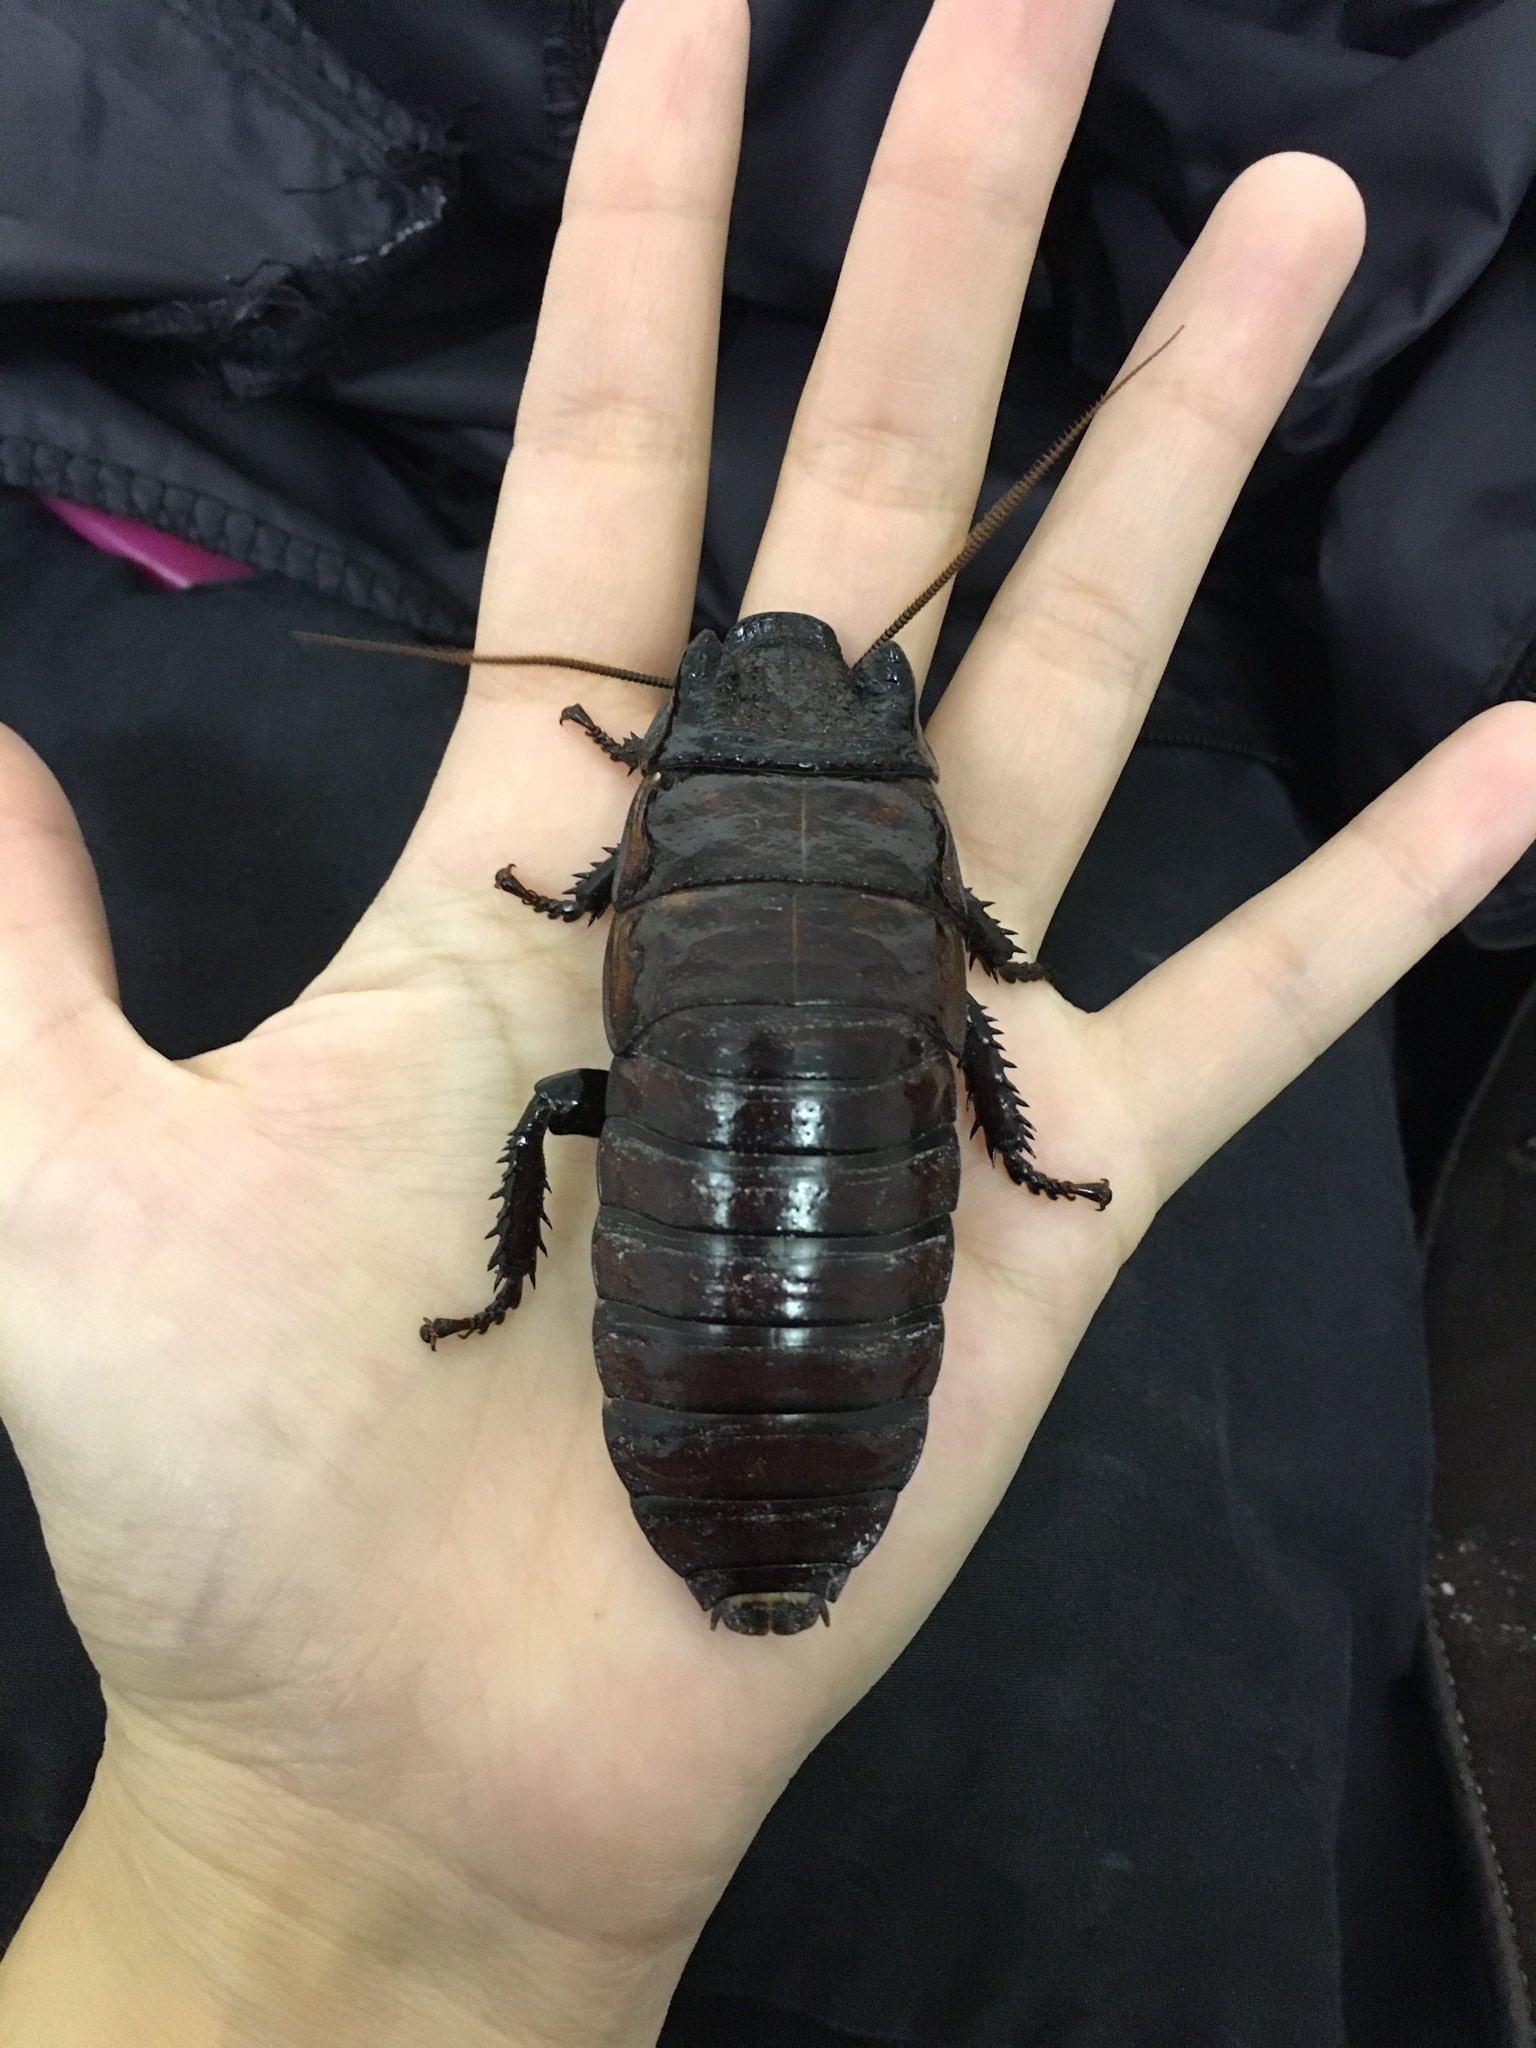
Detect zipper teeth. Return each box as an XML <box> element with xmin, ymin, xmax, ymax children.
<box><xmin>1424</xmin><ymin>1597</ymin><xmax>1536</xmax><ymax>2043</ymax></box>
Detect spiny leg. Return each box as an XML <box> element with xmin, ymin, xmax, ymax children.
<box><xmin>960</xmin><ymin>886</ymin><xmax>1052</xmax><ymax>986</ymax></box>
<box><xmin>560</xmin><ymin>703</ymin><xmax>646</xmax><ymax>769</ymax></box>
<box><xmin>421</xmin><ymin>1067</ymin><xmax>609</xmax><ymax>1346</ymax></box>
<box><xmin>960</xmin><ymin>997</ymin><xmax>1111</xmax><ymax>1208</ymax></box>
<box><xmin>495</xmin><ymin>848</ymin><xmax>617</xmax><ymax>924</ymax></box>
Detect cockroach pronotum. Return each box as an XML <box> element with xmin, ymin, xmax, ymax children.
<box><xmin>304</xmin><ymin>336</ymin><xmax>1176</xmax><ymax>1634</ymax></box>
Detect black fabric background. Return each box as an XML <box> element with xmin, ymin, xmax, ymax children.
<box><xmin>4</xmin><ymin>0</ymin><xmax>1536</xmax><ymax>925</ymax></box>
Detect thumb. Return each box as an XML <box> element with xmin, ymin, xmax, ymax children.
<box><xmin>0</xmin><ymin>727</ymin><xmax>145</xmax><ymax>1168</ymax></box>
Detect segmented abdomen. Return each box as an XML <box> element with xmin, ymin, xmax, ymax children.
<box><xmin>596</xmin><ymin>774</ymin><xmax>967</xmax><ymax>1634</ymax></box>
<box><xmin>595</xmin><ymin>990</ymin><xmax>961</xmax><ymax>1635</ymax></box>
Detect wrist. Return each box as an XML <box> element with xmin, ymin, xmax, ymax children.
<box><xmin>0</xmin><ymin>1721</ymin><xmax>699</xmax><ymax>2048</ymax></box>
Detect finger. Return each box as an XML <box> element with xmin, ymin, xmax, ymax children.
<box><xmin>0</xmin><ymin>728</ymin><xmax>146</xmax><ymax>1169</ymax></box>
<box><xmin>743</xmin><ymin>0</ymin><xmax>1114</xmax><ymax>670</ymax></box>
<box><xmin>403</xmin><ymin>0</ymin><xmax>748</xmax><ymax>886</ymax></box>
<box><xmin>1102</xmin><ymin>704</ymin><xmax>1536</xmax><ymax>1204</ymax></box>
<box><xmin>931</xmin><ymin>153</ymin><xmax>1365</xmax><ymax>950</ymax></box>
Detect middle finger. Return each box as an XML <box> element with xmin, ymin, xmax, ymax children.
<box><xmin>742</xmin><ymin>0</ymin><xmax>1114</xmax><ymax>670</ymax></box>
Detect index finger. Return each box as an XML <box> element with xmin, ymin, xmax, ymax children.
<box><xmin>400</xmin><ymin>0</ymin><xmax>749</xmax><ymax>890</ymax></box>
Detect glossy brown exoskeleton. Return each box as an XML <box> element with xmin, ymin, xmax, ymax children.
<box><xmin>420</xmin><ymin>613</ymin><xmax>1111</xmax><ymax>1634</ymax></box>
<box><xmin>316</xmin><ymin>342</ymin><xmax>1179</xmax><ymax>1633</ymax></box>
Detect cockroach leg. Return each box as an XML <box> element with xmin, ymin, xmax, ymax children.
<box><xmin>421</xmin><ymin>1068</ymin><xmax>610</xmax><ymax>1347</ymax></box>
<box><xmin>495</xmin><ymin>848</ymin><xmax>617</xmax><ymax>924</ymax></box>
<box><xmin>960</xmin><ymin>887</ymin><xmax>1052</xmax><ymax>986</ymax></box>
<box><xmin>559</xmin><ymin>704</ymin><xmax>646</xmax><ymax>769</ymax></box>
<box><xmin>960</xmin><ymin>997</ymin><xmax>1111</xmax><ymax>1209</ymax></box>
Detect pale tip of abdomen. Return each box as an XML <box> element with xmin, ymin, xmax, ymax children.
<box><xmin>709</xmin><ymin>1590</ymin><xmax>831</xmax><ymax>1636</ymax></box>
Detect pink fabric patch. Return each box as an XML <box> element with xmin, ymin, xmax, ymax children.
<box><xmin>41</xmin><ymin>498</ymin><xmax>254</xmax><ymax>591</ymax></box>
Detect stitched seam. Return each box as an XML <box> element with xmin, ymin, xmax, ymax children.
<box><xmin>1426</xmin><ymin>1593</ymin><xmax>1536</xmax><ymax>2035</ymax></box>
<box><xmin>6</xmin><ymin>438</ymin><xmax>467</xmax><ymax>638</ymax></box>
<box><xmin>158</xmin><ymin>0</ymin><xmax>443</xmax><ymax>164</ymax></box>
<box><xmin>1135</xmin><ymin>721</ymin><xmax>1295</xmax><ymax>774</ymax></box>
<box><xmin>23</xmin><ymin>0</ymin><xmax>459</xmax><ymax>390</ymax></box>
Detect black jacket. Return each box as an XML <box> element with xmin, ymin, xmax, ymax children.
<box><xmin>4</xmin><ymin>0</ymin><xmax>1536</xmax><ymax>930</ymax></box>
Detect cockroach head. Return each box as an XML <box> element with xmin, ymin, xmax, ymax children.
<box><xmin>644</xmin><ymin>612</ymin><xmax>937</xmax><ymax>778</ymax></box>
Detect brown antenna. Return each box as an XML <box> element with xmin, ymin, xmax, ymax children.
<box><xmin>298</xmin><ymin>330</ymin><xmax>1180</xmax><ymax>684</ymax></box>
<box><xmin>862</xmin><ymin>327</ymin><xmax>1183</xmax><ymax>657</ymax></box>
<box><xmin>292</xmin><ymin>632</ymin><xmax>673</xmax><ymax>688</ymax></box>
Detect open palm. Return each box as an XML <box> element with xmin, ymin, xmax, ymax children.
<box><xmin>3</xmin><ymin>0</ymin><xmax>1534</xmax><ymax>2036</ymax></box>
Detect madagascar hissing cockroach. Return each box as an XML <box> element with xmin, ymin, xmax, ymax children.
<box><xmin>304</xmin><ymin>335</ymin><xmax>1175</xmax><ymax>1635</ymax></box>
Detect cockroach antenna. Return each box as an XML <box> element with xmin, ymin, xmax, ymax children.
<box><xmin>290</xmin><ymin>633</ymin><xmax>674</xmax><ymax>689</ymax></box>
<box><xmin>296</xmin><ymin>327</ymin><xmax>1179</xmax><ymax>681</ymax></box>
<box><xmin>859</xmin><ymin>326</ymin><xmax>1183</xmax><ymax>658</ymax></box>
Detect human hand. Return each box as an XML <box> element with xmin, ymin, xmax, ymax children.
<box><xmin>3</xmin><ymin>1</ymin><xmax>1534</xmax><ymax>2043</ymax></box>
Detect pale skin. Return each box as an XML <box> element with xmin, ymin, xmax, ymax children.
<box><xmin>1</xmin><ymin>0</ymin><xmax>1533</xmax><ymax>2043</ymax></box>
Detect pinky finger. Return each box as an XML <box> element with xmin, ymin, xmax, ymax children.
<box><xmin>1103</xmin><ymin>704</ymin><xmax>1536</xmax><ymax>1204</ymax></box>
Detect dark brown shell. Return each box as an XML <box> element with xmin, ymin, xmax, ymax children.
<box><xmin>594</xmin><ymin>620</ymin><xmax>968</xmax><ymax>1633</ymax></box>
